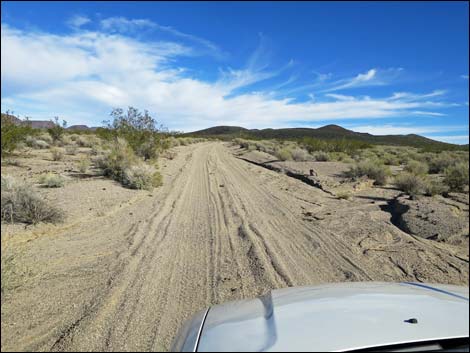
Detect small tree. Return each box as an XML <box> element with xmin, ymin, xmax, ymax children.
<box><xmin>47</xmin><ymin>117</ymin><xmax>67</xmax><ymax>144</ymax></box>
<box><xmin>105</xmin><ymin>107</ymin><xmax>168</xmax><ymax>160</ymax></box>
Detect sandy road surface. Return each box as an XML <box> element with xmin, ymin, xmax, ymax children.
<box><xmin>1</xmin><ymin>142</ymin><xmax>468</xmax><ymax>352</ymax></box>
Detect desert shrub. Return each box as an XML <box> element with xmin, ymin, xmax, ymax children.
<box><xmin>1</xmin><ymin>175</ymin><xmax>64</xmax><ymax>224</ymax></box>
<box><xmin>47</xmin><ymin>117</ymin><xmax>67</xmax><ymax>144</ymax></box>
<box><xmin>347</xmin><ymin>161</ymin><xmax>390</xmax><ymax>186</ymax></box>
<box><xmin>77</xmin><ymin>158</ymin><xmax>91</xmax><ymax>173</ymax></box>
<box><xmin>394</xmin><ymin>173</ymin><xmax>426</xmax><ymax>197</ymax></box>
<box><xmin>38</xmin><ymin>133</ymin><xmax>53</xmax><ymax>144</ymax></box>
<box><xmin>105</xmin><ymin>107</ymin><xmax>168</xmax><ymax>160</ymax></box>
<box><xmin>382</xmin><ymin>153</ymin><xmax>400</xmax><ymax>166</ymax></box>
<box><xmin>444</xmin><ymin>163</ymin><xmax>469</xmax><ymax>192</ymax></box>
<box><xmin>95</xmin><ymin>139</ymin><xmax>137</xmax><ymax>181</ymax></box>
<box><xmin>70</xmin><ymin>134</ymin><xmax>80</xmax><ymax>142</ymax></box>
<box><xmin>162</xmin><ymin>150</ymin><xmax>177</xmax><ymax>160</ymax></box>
<box><xmin>38</xmin><ymin>173</ymin><xmax>65</xmax><ymax>188</ymax></box>
<box><xmin>90</xmin><ymin>145</ymin><xmax>103</xmax><ymax>156</ymax></box>
<box><xmin>25</xmin><ymin>136</ymin><xmax>49</xmax><ymax>149</ymax></box>
<box><xmin>51</xmin><ymin>147</ymin><xmax>64</xmax><ymax>161</ymax></box>
<box><xmin>122</xmin><ymin>164</ymin><xmax>163</xmax><ymax>191</ymax></box>
<box><xmin>336</xmin><ymin>191</ymin><xmax>352</xmax><ymax>200</ymax></box>
<box><xmin>313</xmin><ymin>151</ymin><xmax>330</xmax><ymax>162</ymax></box>
<box><xmin>404</xmin><ymin>160</ymin><xmax>429</xmax><ymax>175</ymax></box>
<box><xmin>1</xmin><ymin>113</ymin><xmax>35</xmax><ymax>156</ymax></box>
<box><xmin>423</xmin><ymin>178</ymin><xmax>449</xmax><ymax>196</ymax></box>
<box><xmin>428</xmin><ymin>152</ymin><xmax>455</xmax><ymax>174</ymax></box>
<box><xmin>275</xmin><ymin>147</ymin><xmax>293</xmax><ymax>161</ymax></box>
<box><xmin>301</xmin><ymin>137</ymin><xmax>370</xmax><ymax>154</ymax></box>
<box><xmin>290</xmin><ymin>148</ymin><xmax>310</xmax><ymax>161</ymax></box>
<box><xmin>65</xmin><ymin>144</ymin><xmax>78</xmax><ymax>155</ymax></box>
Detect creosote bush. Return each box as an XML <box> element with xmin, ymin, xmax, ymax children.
<box><xmin>1</xmin><ymin>175</ymin><xmax>64</xmax><ymax>224</ymax></box>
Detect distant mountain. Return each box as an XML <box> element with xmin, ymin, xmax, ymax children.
<box><xmin>28</xmin><ymin>120</ymin><xmax>56</xmax><ymax>129</ymax></box>
<box><xmin>67</xmin><ymin>125</ymin><xmax>90</xmax><ymax>131</ymax></box>
<box><xmin>187</xmin><ymin>124</ymin><xmax>468</xmax><ymax>151</ymax></box>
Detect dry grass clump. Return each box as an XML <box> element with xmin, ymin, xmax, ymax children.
<box><xmin>65</xmin><ymin>144</ymin><xmax>78</xmax><ymax>155</ymax></box>
<box><xmin>336</xmin><ymin>190</ymin><xmax>352</xmax><ymax>200</ymax></box>
<box><xmin>77</xmin><ymin>157</ymin><xmax>91</xmax><ymax>173</ymax></box>
<box><xmin>51</xmin><ymin>147</ymin><xmax>64</xmax><ymax>161</ymax></box>
<box><xmin>275</xmin><ymin>147</ymin><xmax>293</xmax><ymax>161</ymax></box>
<box><xmin>313</xmin><ymin>151</ymin><xmax>330</xmax><ymax>162</ymax></box>
<box><xmin>1</xmin><ymin>175</ymin><xmax>64</xmax><ymax>224</ymax></box>
<box><xmin>291</xmin><ymin>148</ymin><xmax>310</xmax><ymax>161</ymax></box>
<box><xmin>38</xmin><ymin>173</ymin><xmax>65</xmax><ymax>188</ymax></box>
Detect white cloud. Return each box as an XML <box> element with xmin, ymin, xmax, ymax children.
<box><xmin>67</xmin><ymin>15</ymin><xmax>91</xmax><ymax>29</ymax></box>
<box><xmin>324</xmin><ymin>93</ymin><xmax>356</xmax><ymax>101</ymax></box>
<box><xmin>99</xmin><ymin>16</ymin><xmax>224</xmax><ymax>58</ymax></box>
<box><xmin>425</xmin><ymin>135</ymin><xmax>469</xmax><ymax>144</ymax></box>
<box><xmin>461</xmin><ymin>75</ymin><xmax>469</xmax><ymax>79</ymax></box>
<box><xmin>349</xmin><ymin>124</ymin><xmax>466</xmax><ymax>136</ymax></box>
<box><xmin>324</xmin><ymin>67</ymin><xmax>403</xmax><ymax>92</ymax></box>
<box><xmin>0</xmin><ymin>22</ymin><xmax>459</xmax><ymax>132</ymax></box>
<box><xmin>100</xmin><ymin>17</ymin><xmax>155</xmax><ymax>32</ymax></box>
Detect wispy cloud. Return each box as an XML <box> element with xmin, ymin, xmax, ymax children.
<box><xmin>323</xmin><ymin>67</ymin><xmax>403</xmax><ymax>92</ymax></box>
<box><xmin>0</xmin><ymin>21</ymin><xmax>462</xmax><ymax>133</ymax></box>
<box><xmin>461</xmin><ymin>74</ymin><xmax>469</xmax><ymax>79</ymax></box>
<box><xmin>99</xmin><ymin>16</ymin><xmax>224</xmax><ymax>58</ymax></box>
<box><xmin>66</xmin><ymin>15</ymin><xmax>91</xmax><ymax>30</ymax></box>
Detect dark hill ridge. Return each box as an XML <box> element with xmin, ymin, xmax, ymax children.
<box><xmin>186</xmin><ymin>124</ymin><xmax>468</xmax><ymax>151</ymax></box>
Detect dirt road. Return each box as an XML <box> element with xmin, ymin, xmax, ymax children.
<box><xmin>1</xmin><ymin>142</ymin><xmax>468</xmax><ymax>352</ymax></box>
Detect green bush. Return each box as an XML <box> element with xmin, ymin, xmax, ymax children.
<box><xmin>444</xmin><ymin>163</ymin><xmax>469</xmax><ymax>192</ymax></box>
<box><xmin>38</xmin><ymin>173</ymin><xmax>65</xmax><ymax>188</ymax></box>
<box><xmin>47</xmin><ymin>117</ymin><xmax>67</xmax><ymax>144</ymax></box>
<box><xmin>106</xmin><ymin>107</ymin><xmax>169</xmax><ymax>160</ymax></box>
<box><xmin>1</xmin><ymin>175</ymin><xmax>64</xmax><ymax>224</ymax></box>
<box><xmin>404</xmin><ymin>160</ymin><xmax>429</xmax><ymax>175</ymax></box>
<box><xmin>1</xmin><ymin>113</ymin><xmax>35</xmax><ymax>157</ymax></box>
<box><xmin>394</xmin><ymin>173</ymin><xmax>426</xmax><ymax>197</ymax></box>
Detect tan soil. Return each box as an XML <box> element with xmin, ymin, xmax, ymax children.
<box><xmin>1</xmin><ymin>142</ymin><xmax>468</xmax><ymax>352</ymax></box>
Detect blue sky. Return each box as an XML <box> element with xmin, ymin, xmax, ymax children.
<box><xmin>1</xmin><ymin>1</ymin><xmax>469</xmax><ymax>143</ymax></box>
